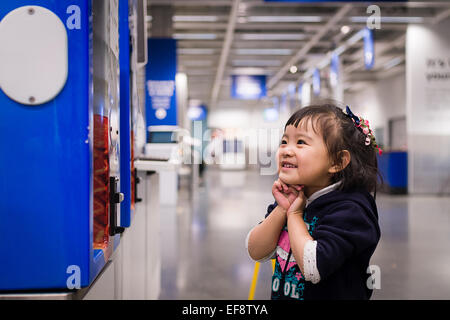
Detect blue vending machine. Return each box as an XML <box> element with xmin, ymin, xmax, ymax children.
<box><xmin>0</xmin><ymin>0</ymin><xmax>125</xmax><ymax>291</ymax></box>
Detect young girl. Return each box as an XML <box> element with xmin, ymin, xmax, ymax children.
<box><xmin>246</xmin><ymin>103</ymin><xmax>381</xmax><ymax>300</ymax></box>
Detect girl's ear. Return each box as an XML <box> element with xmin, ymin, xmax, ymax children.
<box><xmin>329</xmin><ymin>150</ymin><xmax>351</xmax><ymax>174</ymax></box>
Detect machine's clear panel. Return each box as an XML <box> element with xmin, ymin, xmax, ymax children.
<box><xmin>92</xmin><ymin>0</ymin><xmax>120</xmax><ymax>254</ymax></box>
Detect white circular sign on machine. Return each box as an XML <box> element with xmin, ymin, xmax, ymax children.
<box><xmin>0</xmin><ymin>6</ymin><xmax>68</xmax><ymax>105</ymax></box>
<box><xmin>155</xmin><ymin>108</ymin><xmax>167</xmax><ymax>120</ymax></box>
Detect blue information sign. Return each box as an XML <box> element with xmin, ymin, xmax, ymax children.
<box><xmin>297</xmin><ymin>82</ymin><xmax>303</xmax><ymax>103</ymax></box>
<box><xmin>146</xmin><ymin>38</ymin><xmax>178</xmax><ymax>127</ymax></box>
<box><xmin>364</xmin><ymin>27</ymin><xmax>375</xmax><ymax>70</ymax></box>
<box><xmin>312</xmin><ymin>69</ymin><xmax>321</xmax><ymax>96</ymax></box>
<box><xmin>187</xmin><ymin>104</ymin><xmax>207</xmax><ymax>121</ymax></box>
<box><xmin>231</xmin><ymin>75</ymin><xmax>267</xmax><ymax>100</ymax></box>
<box><xmin>330</xmin><ymin>53</ymin><xmax>339</xmax><ymax>87</ymax></box>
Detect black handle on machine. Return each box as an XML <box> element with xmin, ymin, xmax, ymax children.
<box><xmin>109</xmin><ymin>176</ymin><xmax>125</xmax><ymax>236</ymax></box>
<box><xmin>135</xmin><ymin>169</ymin><xmax>142</xmax><ymax>203</ymax></box>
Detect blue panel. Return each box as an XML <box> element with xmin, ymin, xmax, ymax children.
<box><xmin>388</xmin><ymin>152</ymin><xmax>408</xmax><ymax>188</ymax></box>
<box><xmin>312</xmin><ymin>69</ymin><xmax>320</xmax><ymax>96</ymax></box>
<box><xmin>377</xmin><ymin>152</ymin><xmax>408</xmax><ymax>189</ymax></box>
<box><xmin>364</xmin><ymin>27</ymin><xmax>375</xmax><ymax>70</ymax></box>
<box><xmin>187</xmin><ymin>104</ymin><xmax>207</xmax><ymax>121</ymax></box>
<box><xmin>231</xmin><ymin>75</ymin><xmax>267</xmax><ymax>100</ymax></box>
<box><xmin>145</xmin><ymin>38</ymin><xmax>178</xmax><ymax>128</ymax></box>
<box><xmin>297</xmin><ymin>83</ymin><xmax>303</xmax><ymax>103</ymax></box>
<box><xmin>119</xmin><ymin>0</ymin><xmax>131</xmax><ymax>227</ymax></box>
<box><xmin>330</xmin><ymin>53</ymin><xmax>339</xmax><ymax>87</ymax></box>
<box><xmin>0</xmin><ymin>0</ymin><xmax>91</xmax><ymax>290</ymax></box>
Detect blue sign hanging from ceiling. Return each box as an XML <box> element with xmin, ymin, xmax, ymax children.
<box><xmin>330</xmin><ymin>53</ymin><xmax>339</xmax><ymax>88</ymax></box>
<box><xmin>187</xmin><ymin>104</ymin><xmax>208</xmax><ymax>121</ymax></box>
<box><xmin>231</xmin><ymin>75</ymin><xmax>267</xmax><ymax>100</ymax></box>
<box><xmin>297</xmin><ymin>82</ymin><xmax>303</xmax><ymax>103</ymax></box>
<box><xmin>312</xmin><ymin>68</ymin><xmax>321</xmax><ymax>96</ymax></box>
<box><xmin>146</xmin><ymin>38</ymin><xmax>177</xmax><ymax>127</ymax></box>
<box><xmin>364</xmin><ymin>27</ymin><xmax>375</xmax><ymax>70</ymax></box>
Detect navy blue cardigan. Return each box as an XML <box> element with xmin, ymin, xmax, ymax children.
<box><xmin>266</xmin><ymin>189</ymin><xmax>381</xmax><ymax>300</ymax></box>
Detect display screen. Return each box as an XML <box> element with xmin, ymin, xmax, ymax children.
<box><xmin>148</xmin><ymin>131</ymin><xmax>177</xmax><ymax>143</ymax></box>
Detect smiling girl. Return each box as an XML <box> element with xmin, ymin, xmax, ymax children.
<box><xmin>246</xmin><ymin>104</ymin><xmax>381</xmax><ymax>300</ymax></box>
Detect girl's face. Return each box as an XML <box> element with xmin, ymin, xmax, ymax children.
<box><xmin>277</xmin><ymin>119</ymin><xmax>334</xmax><ymax>197</ymax></box>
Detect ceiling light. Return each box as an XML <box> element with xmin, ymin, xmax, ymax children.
<box><xmin>345</xmin><ymin>29</ymin><xmax>366</xmax><ymax>46</ymax></box>
<box><xmin>341</xmin><ymin>25</ymin><xmax>350</xmax><ymax>34</ymax></box>
<box><xmin>290</xmin><ymin>66</ymin><xmax>298</xmax><ymax>74</ymax></box>
<box><xmin>304</xmin><ymin>68</ymin><xmax>314</xmax><ymax>78</ymax></box>
<box><xmin>240</xmin><ymin>33</ymin><xmax>307</xmax><ymax>41</ymax></box>
<box><xmin>184</xmin><ymin>69</ymin><xmax>215</xmax><ymax>75</ymax></box>
<box><xmin>173</xmin><ymin>15</ymin><xmax>219</xmax><ymax>22</ymax></box>
<box><xmin>235</xmin><ymin>49</ymin><xmax>292</xmax><ymax>55</ymax></box>
<box><xmin>173</xmin><ymin>33</ymin><xmax>217</xmax><ymax>40</ymax></box>
<box><xmin>247</xmin><ymin>16</ymin><xmax>322</xmax><ymax>23</ymax></box>
<box><xmin>381</xmin><ymin>16</ymin><xmax>424</xmax><ymax>23</ymax></box>
<box><xmin>231</xmin><ymin>67</ymin><xmax>270</xmax><ymax>75</ymax></box>
<box><xmin>383</xmin><ymin>56</ymin><xmax>404</xmax><ymax>70</ymax></box>
<box><xmin>183</xmin><ymin>60</ymin><xmax>214</xmax><ymax>67</ymax></box>
<box><xmin>349</xmin><ymin>16</ymin><xmax>424</xmax><ymax>23</ymax></box>
<box><xmin>178</xmin><ymin>48</ymin><xmax>215</xmax><ymax>55</ymax></box>
<box><xmin>232</xmin><ymin>60</ymin><xmax>282</xmax><ymax>67</ymax></box>
<box><xmin>317</xmin><ymin>58</ymin><xmax>330</xmax><ymax>70</ymax></box>
<box><xmin>333</xmin><ymin>45</ymin><xmax>346</xmax><ymax>56</ymax></box>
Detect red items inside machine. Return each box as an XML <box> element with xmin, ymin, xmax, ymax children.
<box><xmin>93</xmin><ymin>114</ymin><xmax>110</xmax><ymax>250</ymax></box>
<box><xmin>131</xmin><ymin>130</ymin><xmax>136</xmax><ymax>211</ymax></box>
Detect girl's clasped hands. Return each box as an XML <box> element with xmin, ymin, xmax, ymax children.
<box><xmin>272</xmin><ymin>179</ymin><xmax>307</xmax><ymax>217</ymax></box>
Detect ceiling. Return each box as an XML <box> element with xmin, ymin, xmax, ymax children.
<box><xmin>146</xmin><ymin>0</ymin><xmax>450</xmax><ymax>109</ymax></box>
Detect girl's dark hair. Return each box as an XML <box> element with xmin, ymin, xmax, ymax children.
<box><xmin>285</xmin><ymin>103</ymin><xmax>381</xmax><ymax>195</ymax></box>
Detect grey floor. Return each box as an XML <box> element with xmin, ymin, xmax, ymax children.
<box><xmin>159</xmin><ymin>168</ymin><xmax>450</xmax><ymax>300</ymax></box>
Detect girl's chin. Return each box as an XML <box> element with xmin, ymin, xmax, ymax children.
<box><xmin>278</xmin><ymin>173</ymin><xmax>301</xmax><ymax>185</ymax></box>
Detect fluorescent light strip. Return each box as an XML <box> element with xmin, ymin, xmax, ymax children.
<box><xmin>234</xmin><ymin>48</ymin><xmax>292</xmax><ymax>55</ymax></box>
<box><xmin>346</xmin><ymin>28</ymin><xmax>366</xmax><ymax>46</ymax></box>
<box><xmin>240</xmin><ymin>33</ymin><xmax>308</xmax><ymax>41</ymax></box>
<box><xmin>231</xmin><ymin>67</ymin><xmax>271</xmax><ymax>75</ymax></box>
<box><xmin>173</xmin><ymin>33</ymin><xmax>217</xmax><ymax>40</ymax></box>
<box><xmin>183</xmin><ymin>60</ymin><xmax>214</xmax><ymax>67</ymax></box>
<box><xmin>247</xmin><ymin>16</ymin><xmax>323</xmax><ymax>23</ymax></box>
<box><xmin>173</xmin><ymin>15</ymin><xmax>219</xmax><ymax>22</ymax></box>
<box><xmin>333</xmin><ymin>45</ymin><xmax>346</xmax><ymax>56</ymax></box>
<box><xmin>383</xmin><ymin>56</ymin><xmax>404</xmax><ymax>70</ymax></box>
<box><xmin>317</xmin><ymin>57</ymin><xmax>331</xmax><ymax>70</ymax></box>
<box><xmin>185</xmin><ymin>70</ymin><xmax>215</xmax><ymax>75</ymax></box>
<box><xmin>232</xmin><ymin>60</ymin><xmax>282</xmax><ymax>67</ymax></box>
<box><xmin>350</xmin><ymin>16</ymin><xmax>424</xmax><ymax>23</ymax></box>
<box><xmin>304</xmin><ymin>67</ymin><xmax>314</xmax><ymax>79</ymax></box>
<box><xmin>178</xmin><ymin>48</ymin><xmax>216</xmax><ymax>55</ymax></box>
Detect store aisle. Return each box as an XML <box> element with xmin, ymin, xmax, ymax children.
<box><xmin>159</xmin><ymin>168</ymin><xmax>450</xmax><ymax>300</ymax></box>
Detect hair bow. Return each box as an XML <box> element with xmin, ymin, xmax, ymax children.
<box><xmin>345</xmin><ymin>106</ymin><xmax>360</xmax><ymax>125</ymax></box>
